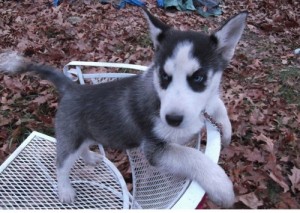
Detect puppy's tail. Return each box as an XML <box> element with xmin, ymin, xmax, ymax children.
<box><xmin>0</xmin><ymin>51</ymin><xmax>73</xmax><ymax>94</ymax></box>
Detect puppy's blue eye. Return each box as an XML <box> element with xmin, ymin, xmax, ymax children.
<box><xmin>193</xmin><ymin>75</ymin><xmax>204</xmax><ymax>83</ymax></box>
<box><xmin>187</xmin><ymin>69</ymin><xmax>207</xmax><ymax>92</ymax></box>
<box><xmin>191</xmin><ymin>71</ymin><xmax>205</xmax><ymax>84</ymax></box>
<box><xmin>162</xmin><ymin>72</ymin><xmax>170</xmax><ymax>81</ymax></box>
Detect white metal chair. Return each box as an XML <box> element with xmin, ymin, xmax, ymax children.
<box><xmin>0</xmin><ymin>61</ymin><xmax>222</xmax><ymax>209</ymax></box>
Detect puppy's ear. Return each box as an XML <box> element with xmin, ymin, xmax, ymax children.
<box><xmin>213</xmin><ymin>12</ymin><xmax>247</xmax><ymax>61</ymax></box>
<box><xmin>143</xmin><ymin>8</ymin><xmax>170</xmax><ymax>50</ymax></box>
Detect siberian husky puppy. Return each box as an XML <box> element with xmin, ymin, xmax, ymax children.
<box><xmin>0</xmin><ymin>9</ymin><xmax>247</xmax><ymax>208</ymax></box>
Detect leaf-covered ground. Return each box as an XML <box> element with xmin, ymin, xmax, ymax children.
<box><xmin>0</xmin><ymin>0</ymin><xmax>299</xmax><ymax>209</ymax></box>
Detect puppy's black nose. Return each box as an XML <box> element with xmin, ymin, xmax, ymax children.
<box><xmin>166</xmin><ymin>114</ymin><xmax>183</xmax><ymax>127</ymax></box>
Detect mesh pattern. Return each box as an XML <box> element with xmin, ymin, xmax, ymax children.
<box><xmin>0</xmin><ymin>135</ymin><xmax>127</xmax><ymax>209</ymax></box>
<box><xmin>128</xmin><ymin>138</ymin><xmax>200</xmax><ymax>209</ymax></box>
<box><xmin>128</xmin><ymin>148</ymin><xmax>190</xmax><ymax>209</ymax></box>
<box><xmin>91</xmin><ymin>77</ymin><xmax>122</xmax><ymax>84</ymax></box>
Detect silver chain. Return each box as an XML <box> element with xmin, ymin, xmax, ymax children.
<box><xmin>202</xmin><ymin>111</ymin><xmax>223</xmax><ymax>137</ymax></box>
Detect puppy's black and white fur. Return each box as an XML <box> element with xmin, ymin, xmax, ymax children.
<box><xmin>0</xmin><ymin>9</ymin><xmax>247</xmax><ymax>208</ymax></box>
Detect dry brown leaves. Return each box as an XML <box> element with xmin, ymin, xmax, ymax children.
<box><xmin>0</xmin><ymin>0</ymin><xmax>299</xmax><ymax>209</ymax></box>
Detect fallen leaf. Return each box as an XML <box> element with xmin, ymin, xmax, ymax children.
<box><xmin>32</xmin><ymin>94</ymin><xmax>51</xmax><ymax>105</ymax></box>
<box><xmin>0</xmin><ymin>116</ymin><xmax>12</xmax><ymax>126</ymax></box>
<box><xmin>3</xmin><ymin>76</ymin><xmax>24</xmax><ymax>91</ymax></box>
<box><xmin>269</xmin><ymin>171</ymin><xmax>289</xmax><ymax>193</ymax></box>
<box><xmin>249</xmin><ymin>108</ymin><xmax>265</xmax><ymax>124</ymax></box>
<box><xmin>288</xmin><ymin>167</ymin><xmax>300</xmax><ymax>193</ymax></box>
<box><xmin>280</xmin><ymin>156</ymin><xmax>289</xmax><ymax>162</ymax></box>
<box><xmin>238</xmin><ymin>192</ymin><xmax>263</xmax><ymax>209</ymax></box>
<box><xmin>255</xmin><ymin>133</ymin><xmax>274</xmax><ymax>153</ymax></box>
<box><xmin>244</xmin><ymin>148</ymin><xmax>264</xmax><ymax>163</ymax></box>
<box><xmin>276</xmin><ymin>192</ymin><xmax>300</xmax><ymax>208</ymax></box>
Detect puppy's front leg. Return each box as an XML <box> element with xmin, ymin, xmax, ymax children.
<box><xmin>205</xmin><ymin>97</ymin><xmax>232</xmax><ymax>146</ymax></box>
<box><xmin>144</xmin><ymin>141</ymin><xmax>235</xmax><ymax>208</ymax></box>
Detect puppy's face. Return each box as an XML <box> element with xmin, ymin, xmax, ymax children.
<box><xmin>143</xmin><ymin>10</ymin><xmax>247</xmax><ymax>140</ymax></box>
<box><xmin>153</xmin><ymin>38</ymin><xmax>223</xmax><ymax>137</ymax></box>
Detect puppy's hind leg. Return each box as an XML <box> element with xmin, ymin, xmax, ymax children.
<box><xmin>56</xmin><ymin>138</ymin><xmax>89</xmax><ymax>203</ymax></box>
<box><xmin>56</xmin><ymin>141</ymin><xmax>84</xmax><ymax>204</ymax></box>
<box><xmin>56</xmin><ymin>139</ymin><xmax>102</xmax><ymax>203</ymax></box>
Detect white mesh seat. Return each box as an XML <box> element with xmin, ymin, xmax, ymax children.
<box><xmin>0</xmin><ymin>132</ymin><xmax>129</xmax><ymax>209</ymax></box>
<box><xmin>0</xmin><ymin>61</ymin><xmax>222</xmax><ymax>209</ymax></box>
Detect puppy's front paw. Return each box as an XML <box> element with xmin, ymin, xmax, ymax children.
<box><xmin>201</xmin><ymin>165</ymin><xmax>235</xmax><ymax>208</ymax></box>
<box><xmin>207</xmin><ymin>176</ymin><xmax>235</xmax><ymax>208</ymax></box>
<box><xmin>221</xmin><ymin>123</ymin><xmax>232</xmax><ymax>147</ymax></box>
<box><xmin>58</xmin><ymin>184</ymin><xmax>76</xmax><ymax>204</ymax></box>
<box><xmin>221</xmin><ymin>133</ymin><xmax>232</xmax><ymax>147</ymax></box>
